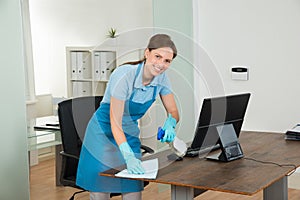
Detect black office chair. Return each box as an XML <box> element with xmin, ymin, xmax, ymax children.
<box><xmin>58</xmin><ymin>96</ymin><xmax>153</xmax><ymax>200</ymax></box>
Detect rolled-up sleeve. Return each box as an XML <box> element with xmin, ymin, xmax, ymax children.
<box><xmin>107</xmin><ymin>66</ymin><xmax>137</xmax><ymax>101</ymax></box>
<box><xmin>158</xmin><ymin>73</ymin><xmax>172</xmax><ymax>96</ymax></box>
<box><xmin>109</xmin><ymin>69</ymin><xmax>130</xmax><ymax>100</ymax></box>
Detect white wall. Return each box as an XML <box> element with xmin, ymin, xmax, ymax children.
<box><xmin>28</xmin><ymin>0</ymin><xmax>300</xmax><ymax>134</ymax></box>
<box><xmin>195</xmin><ymin>0</ymin><xmax>300</xmax><ymax>132</ymax></box>
<box><xmin>29</xmin><ymin>0</ymin><xmax>153</xmax><ymax>96</ymax></box>
<box><xmin>0</xmin><ymin>0</ymin><xmax>30</xmax><ymax>199</ymax></box>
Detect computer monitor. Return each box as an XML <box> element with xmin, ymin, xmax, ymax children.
<box><xmin>190</xmin><ymin>93</ymin><xmax>251</xmax><ymax>151</ymax></box>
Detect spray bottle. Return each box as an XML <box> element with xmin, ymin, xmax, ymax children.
<box><xmin>157</xmin><ymin>127</ymin><xmax>187</xmax><ymax>157</ymax></box>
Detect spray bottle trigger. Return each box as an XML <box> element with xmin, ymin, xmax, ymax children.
<box><xmin>157</xmin><ymin>127</ymin><xmax>165</xmax><ymax>140</ymax></box>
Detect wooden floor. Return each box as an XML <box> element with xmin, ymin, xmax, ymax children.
<box><xmin>30</xmin><ymin>158</ymin><xmax>300</xmax><ymax>200</ymax></box>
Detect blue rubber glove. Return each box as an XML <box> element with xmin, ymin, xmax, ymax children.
<box><xmin>119</xmin><ymin>142</ymin><xmax>145</xmax><ymax>174</ymax></box>
<box><xmin>161</xmin><ymin>113</ymin><xmax>177</xmax><ymax>143</ymax></box>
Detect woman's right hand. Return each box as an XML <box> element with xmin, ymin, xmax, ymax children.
<box><xmin>160</xmin><ymin>113</ymin><xmax>177</xmax><ymax>143</ymax></box>
<box><xmin>119</xmin><ymin>142</ymin><xmax>145</xmax><ymax>174</ymax></box>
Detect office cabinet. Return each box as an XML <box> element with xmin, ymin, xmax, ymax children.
<box><xmin>66</xmin><ymin>46</ymin><xmax>116</xmax><ymax>97</ymax></box>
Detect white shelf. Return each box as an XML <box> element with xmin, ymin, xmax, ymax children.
<box><xmin>66</xmin><ymin>46</ymin><xmax>116</xmax><ymax>97</ymax></box>
<box><xmin>70</xmin><ymin>79</ymin><xmax>93</xmax><ymax>82</ymax></box>
<box><xmin>93</xmin><ymin>80</ymin><xmax>108</xmax><ymax>83</ymax></box>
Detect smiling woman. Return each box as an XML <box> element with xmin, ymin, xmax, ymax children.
<box><xmin>143</xmin><ymin>47</ymin><xmax>174</xmax><ymax>83</ymax></box>
<box><xmin>75</xmin><ymin>34</ymin><xmax>180</xmax><ymax>200</ymax></box>
<box><xmin>122</xmin><ymin>34</ymin><xmax>177</xmax><ymax>85</ymax></box>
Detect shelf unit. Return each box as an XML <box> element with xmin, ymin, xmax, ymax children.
<box><xmin>66</xmin><ymin>46</ymin><xmax>116</xmax><ymax>97</ymax></box>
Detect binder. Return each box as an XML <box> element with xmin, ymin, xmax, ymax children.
<box><xmin>72</xmin><ymin>51</ymin><xmax>91</xmax><ymax>80</ymax></box>
<box><xmin>100</xmin><ymin>52</ymin><xmax>108</xmax><ymax>81</ymax></box>
<box><xmin>94</xmin><ymin>52</ymin><xmax>101</xmax><ymax>80</ymax></box>
<box><xmin>81</xmin><ymin>82</ymin><xmax>92</xmax><ymax>96</ymax></box>
<box><xmin>71</xmin><ymin>52</ymin><xmax>78</xmax><ymax>80</ymax></box>
<box><xmin>76</xmin><ymin>52</ymin><xmax>84</xmax><ymax>79</ymax></box>
<box><xmin>100</xmin><ymin>51</ymin><xmax>116</xmax><ymax>81</ymax></box>
<box><xmin>93</xmin><ymin>51</ymin><xmax>116</xmax><ymax>81</ymax></box>
<box><xmin>72</xmin><ymin>82</ymin><xmax>92</xmax><ymax>97</ymax></box>
<box><xmin>72</xmin><ymin>82</ymin><xmax>80</xmax><ymax>97</ymax></box>
<box><xmin>81</xmin><ymin>52</ymin><xmax>91</xmax><ymax>79</ymax></box>
<box><xmin>105</xmin><ymin>51</ymin><xmax>116</xmax><ymax>80</ymax></box>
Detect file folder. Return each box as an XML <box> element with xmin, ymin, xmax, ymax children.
<box><xmin>285</xmin><ymin>124</ymin><xmax>300</xmax><ymax>140</ymax></box>
<box><xmin>94</xmin><ymin>52</ymin><xmax>101</xmax><ymax>80</ymax></box>
<box><xmin>80</xmin><ymin>52</ymin><xmax>91</xmax><ymax>79</ymax></box>
<box><xmin>71</xmin><ymin>51</ymin><xmax>91</xmax><ymax>80</ymax></box>
<box><xmin>100</xmin><ymin>52</ymin><xmax>108</xmax><ymax>81</ymax></box>
<box><xmin>72</xmin><ymin>82</ymin><xmax>92</xmax><ymax>97</ymax></box>
<box><xmin>71</xmin><ymin>52</ymin><xmax>78</xmax><ymax>80</ymax></box>
<box><xmin>103</xmin><ymin>51</ymin><xmax>116</xmax><ymax>80</ymax></box>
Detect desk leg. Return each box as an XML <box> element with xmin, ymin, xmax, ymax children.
<box><xmin>55</xmin><ymin>144</ymin><xmax>62</xmax><ymax>186</ymax></box>
<box><xmin>28</xmin><ymin>150</ymin><xmax>39</xmax><ymax>166</ymax></box>
<box><xmin>171</xmin><ymin>185</ymin><xmax>194</xmax><ymax>200</ymax></box>
<box><xmin>263</xmin><ymin>176</ymin><xmax>287</xmax><ymax>200</ymax></box>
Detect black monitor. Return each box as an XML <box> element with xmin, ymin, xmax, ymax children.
<box><xmin>190</xmin><ymin>93</ymin><xmax>251</xmax><ymax>151</ymax></box>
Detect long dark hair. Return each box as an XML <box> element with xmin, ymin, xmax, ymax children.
<box><xmin>120</xmin><ymin>34</ymin><xmax>177</xmax><ymax>66</ymax></box>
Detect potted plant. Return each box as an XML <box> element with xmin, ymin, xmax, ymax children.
<box><xmin>107</xmin><ymin>28</ymin><xmax>118</xmax><ymax>38</ymax></box>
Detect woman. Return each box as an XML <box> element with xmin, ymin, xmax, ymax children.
<box><xmin>76</xmin><ymin>34</ymin><xmax>179</xmax><ymax>200</ymax></box>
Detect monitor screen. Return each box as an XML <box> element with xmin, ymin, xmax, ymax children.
<box><xmin>190</xmin><ymin>93</ymin><xmax>251</xmax><ymax>150</ymax></box>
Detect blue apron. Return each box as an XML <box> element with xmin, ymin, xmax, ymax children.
<box><xmin>76</xmin><ymin>63</ymin><xmax>157</xmax><ymax>193</ymax></box>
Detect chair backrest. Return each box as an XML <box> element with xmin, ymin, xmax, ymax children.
<box><xmin>58</xmin><ymin>95</ymin><xmax>150</xmax><ymax>194</ymax></box>
<box><xmin>58</xmin><ymin>96</ymin><xmax>103</xmax><ymax>157</ymax></box>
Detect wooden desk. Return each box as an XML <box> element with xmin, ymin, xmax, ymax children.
<box><xmin>101</xmin><ymin>131</ymin><xmax>300</xmax><ymax>200</ymax></box>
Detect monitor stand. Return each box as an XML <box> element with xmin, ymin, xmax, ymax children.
<box><xmin>206</xmin><ymin>124</ymin><xmax>244</xmax><ymax>162</ymax></box>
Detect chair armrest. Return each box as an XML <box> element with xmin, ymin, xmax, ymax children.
<box><xmin>60</xmin><ymin>151</ymin><xmax>79</xmax><ymax>160</ymax></box>
<box><xmin>60</xmin><ymin>147</ymin><xmax>153</xmax><ymax>160</ymax></box>
<box><xmin>141</xmin><ymin>145</ymin><xmax>154</xmax><ymax>154</ymax></box>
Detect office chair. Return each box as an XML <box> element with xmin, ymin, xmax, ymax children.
<box><xmin>57</xmin><ymin>96</ymin><xmax>154</xmax><ymax>200</ymax></box>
